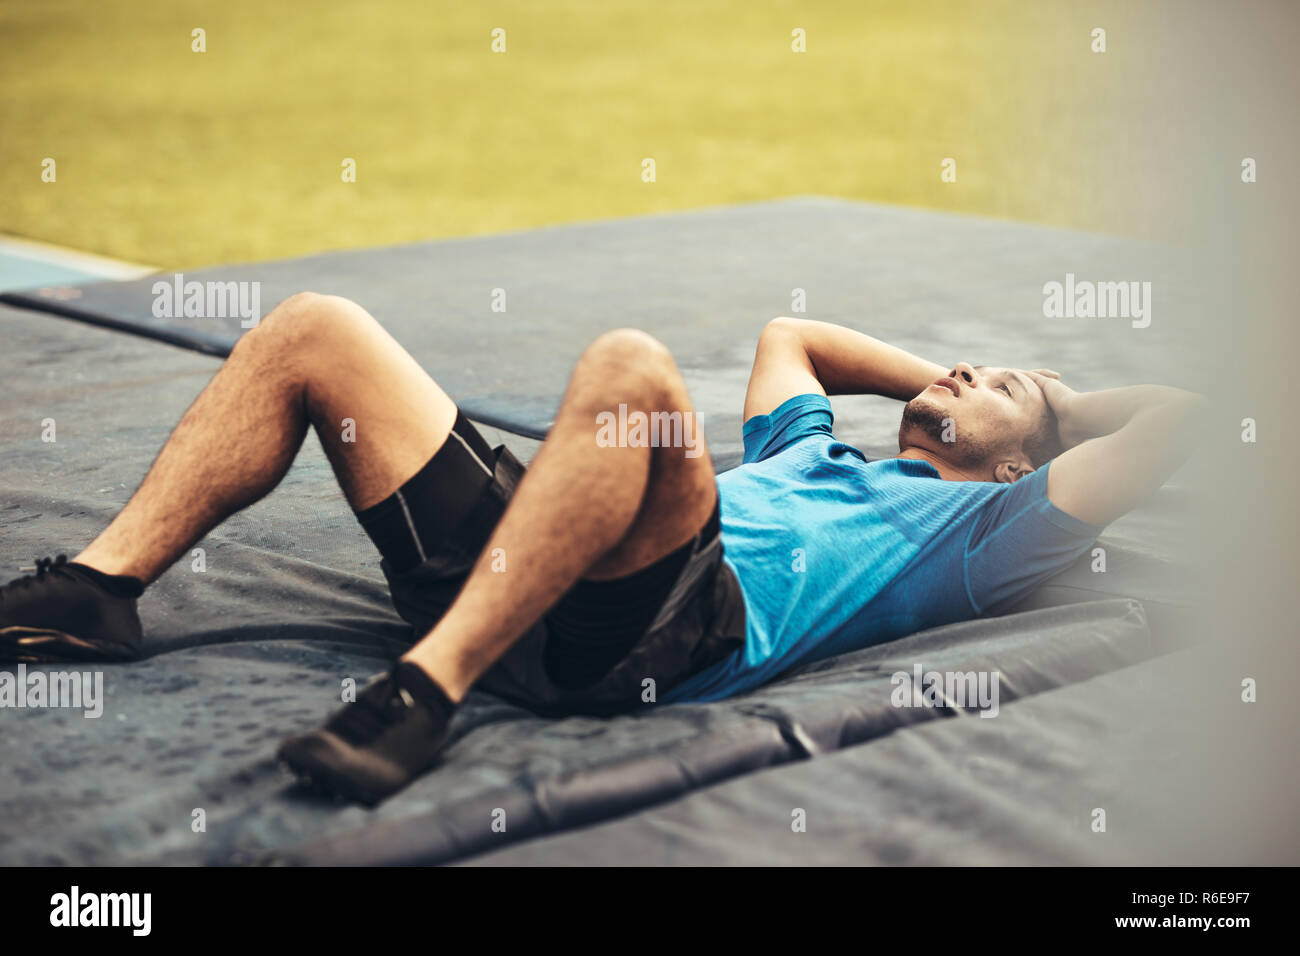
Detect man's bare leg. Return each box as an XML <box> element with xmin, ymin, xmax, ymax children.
<box><xmin>74</xmin><ymin>292</ymin><xmax>458</xmax><ymax>583</ymax></box>
<box><xmin>402</xmin><ymin>328</ymin><xmax>717</xmax><ymax>701</ymax></box>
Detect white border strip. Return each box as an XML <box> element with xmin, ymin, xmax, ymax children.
<box><xmin>0</xmin><ymin>233</ymin><xmax>154</xmax><ymax>280</ymax></box>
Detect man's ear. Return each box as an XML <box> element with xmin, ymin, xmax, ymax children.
<box><xmin>992</xmin><ymin>457</ymin><xmax>1034</xmax><ymax>484</ymax></box>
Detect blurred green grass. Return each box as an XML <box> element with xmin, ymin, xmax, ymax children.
<box><xmin>0</xmin><ymin>0</ymin><xmax>1146</xmax><ymax>268</ymax></box>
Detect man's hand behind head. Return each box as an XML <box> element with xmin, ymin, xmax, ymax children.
<box><xmin>1024</xmin><ymin>370</ymin><xmax>1088</xmax><ymax>451</ymax></box>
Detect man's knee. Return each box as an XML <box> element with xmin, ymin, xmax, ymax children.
<box><xmin>235</xmin><ymin>292</ymin><xmax>375</xmax><ymax>359</ymax></box>
<box><xmin>585</xmin><ymin>328</ymin><xmax>673</xmax><ymax>365</ymax></box>
<box><xmin>575</xmin><ymin>328</ymin><xmax>679</xmax><ymax>402</ymax></box>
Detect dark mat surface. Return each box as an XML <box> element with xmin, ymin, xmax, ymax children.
<box><xmin>1</xmin><ymin>197</ymin><xmax>1208</xmax><ymax>471</ymax></box>
<box><xmin>2</xmin><ymin>199</ymin><xmax>1214</xmax><ymax>640</ymax></box>
<box><xmin>0</xmin><ymin>597</ymin><xmax>1153</xmax><ymax>866</ymax></box>
<box><xmin>461</xmin><ymin>644</ymin><xmax>1244</xmax><ymax>867</ymax></box>
<box><xmin>279</xmin><ymin>598</ymin><xmax>1150</xmax><ymax>866</ymax></box>
<box><xmin>1</xmin><ymin>305</ymin><xmax>1168</xmax><ymax>865</ymax></box>
<box><xmin>0</xmin><ymin>304</ymin><xmax>412</xmax><ymax>658</ymax></box>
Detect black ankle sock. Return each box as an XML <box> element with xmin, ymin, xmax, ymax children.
<box><xmin>69</xmin><ymin>563</ymin><xmax>144</xmax><ymax>599</ymax></box>
<box><xmin>393</xmin><ymin>661</ymin><xmax>458</xmax><ymax>719</ymax></box>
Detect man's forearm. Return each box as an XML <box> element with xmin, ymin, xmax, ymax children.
<box><xmin>1057</xmin><ymin>384</ymin><xmax>1203</xmax><ymax>448</ymax></box>
<box><xmin>1038</xmin><ymin>379</ymin><xmax>1207</xmax><ymax>525</ymax></box>
<box><xmin>774</xmin><ymin>317</ymin><xmax>947</xmax><ymax>401</ymax></box>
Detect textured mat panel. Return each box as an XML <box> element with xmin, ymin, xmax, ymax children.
<box><xmin>0</xmin><ymin>313</ymin><xmax>1154</xmax><ymax>864</ymax></box>
<box><xmin>279</xmin><ymin>599</ymin><xmax>1150</xmax><ymax>866</ymax></box>
<box><xmin>462</xmin><ymin>645</ymin><xmax>1237</xmax><ymax>866</ymax></box>
<box><xmin>1</xmin><ymin>197</ymin><xmax>1206</xmax><ymax>471</ymax></box>
<box><xmin>0</xmin><ymin>598</ymin><xmax>1151</xmax><ymax>865</ymax></box>
<box><xmin>0</xmin><ymin>305</ymin><xmax>412</xmax><ymax>658</ymax></box>
<box><xmin>0</xmin><ymin>188</ymin><xmax>1207</xmax><ymax>865</ymax></box>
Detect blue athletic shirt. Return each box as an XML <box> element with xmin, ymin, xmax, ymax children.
<box><xmin>659</xmin><ymin>393</ymin><xmax>1106</xmax><ymax>704</ymax></box>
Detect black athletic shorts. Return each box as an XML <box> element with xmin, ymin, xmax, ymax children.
<box><xmin>360</xmin><ymin>413</ymin><xmax>746</xmax><ymax>717</ymax></box>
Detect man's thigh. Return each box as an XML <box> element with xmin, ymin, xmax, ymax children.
<box><xmin>572</xmin><ymin>332</ymin><xmax>720</xmax><ymax>581</ymax></box>
<box><xmin>380</xmin><ymin>414</ymin><xmax>741</xmax><ymax>717</ymax></box>
<box><xmin>388</xmin><ymin>467</ymin><xmax>744</xmax><ymax>717</ymax></box>
<box><xmin>277</xmin><ymin>293</ymin><xmax>459</xmax><ymax>511</ymax></box>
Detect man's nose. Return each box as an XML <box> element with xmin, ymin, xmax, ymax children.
<box><xmin>951</xmin><ymin>362</ymin><xmax>979</xmax><ymax>386</ymax></box>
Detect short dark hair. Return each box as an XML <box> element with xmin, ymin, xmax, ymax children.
<box><xmin>1024</xmin><ymin>406</ymin><xmax>1064</xmax><ymax>469</ymax></box>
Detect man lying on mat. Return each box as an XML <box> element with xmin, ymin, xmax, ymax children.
<box><xmin>0</xmin><ymin>294</ymin><xmax>1204</xmax><ymax>805</ymax></box>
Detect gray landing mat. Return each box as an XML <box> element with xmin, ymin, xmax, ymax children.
<box><xmin>281</xmin><ymin>598</ymin><xmax>1150</xmax><ymax>867</ymax></box>
<box><xmin>1</xmin><ymin>197</ymin><xmax>1207</xmax><ymax>471</ymax></box>
<box><xmin>0</xmin><ymin>598</ymin><xmax>1151</xmax><ymax>866</ymax></box>
<box><xmin>461</xmin><ymin>644</ymin><xmax>1253</xmax><ymax>867</ymax></box>
<box><xmin>0</xmin><ymin>307</ymin><xmax>1158</xmax><ymax>865</ymax></box>
<box><xmin>0</xmin><ymin>304</ymin><xmax>412</xmax><ymax>658</ymax></box>
<box><xmin>2</xmin><ymin>199</ymin><xmax>1214</xmax><ymax>635</ymax></box>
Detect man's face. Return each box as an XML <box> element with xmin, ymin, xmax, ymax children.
<box><xmin>899</xmin><ymin>362</ymin><xmax>1050</xmax><ymax>474</ymax></box>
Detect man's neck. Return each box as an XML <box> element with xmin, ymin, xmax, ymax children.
<box><xmin>895</xmin><ymin>447</ymin><xmax>986</xmax><ymax>482</ymax></box>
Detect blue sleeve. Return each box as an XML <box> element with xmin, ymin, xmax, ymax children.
<box><xmin>741</xmin><ymin>393</ymin><xmax>834</xmax><ymax>464</ymax></box>
<box><xmin>962</xmin><ymin>461</ymin><xmax>1107</xmax><ymax>614</ymax></box>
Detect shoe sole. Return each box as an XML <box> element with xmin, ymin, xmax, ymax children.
<box><xmin>277</xmin><ymin>734</ymin><xmax>390</xmax><ymax>808</ymax></box>
<box><xmin>0</xmin><ymin>625</ymin><xmax>140</xmax><ymax>663</ymax></box>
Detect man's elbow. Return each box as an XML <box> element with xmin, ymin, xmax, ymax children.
<box><xmin>1172</xmin><ymin>387</ymin><xmax>1208</xmax><ymax>408</ymax></box>
<box><xmin>762</xmin><ymin>316</ymin><xmax>805</xmax><ymax>338</ymax></box>
<box><xmin>1145</xmin><ymin>387</ymin><xmax>1208</xmax><ymax>437</ymax></box>
<box><xmin>1170</xmin><ymin>390</ymin><xmax>1210</xmax><ymax>428</ymax></box>
<box><xmin>1156</xmin><ymin>391</ymin><xmax>1209</xmax><ymax>460</ymax></box>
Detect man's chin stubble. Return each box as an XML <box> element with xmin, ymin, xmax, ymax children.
<box><xmin>899</xmin><ymin>399</ymin><xmax>989</xmax><ymax>468</ymax></box>
<box><xmin>899</xmin><ymin>398</ymin><xmax>946</xmax><ymax>445</ymax></box>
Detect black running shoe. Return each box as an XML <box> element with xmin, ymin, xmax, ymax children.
<box><xmin>0</xmin><ymin>555</ymin><xmax>144</xmax><ymax>662</ymax></box>
<box><xmin>277</xmin><ymin>662</ymin><xmax>457</xmax><ymax>807</ymax></box>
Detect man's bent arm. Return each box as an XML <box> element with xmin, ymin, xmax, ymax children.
<box><xmin>1034</xmin><ymin>378</ymin><xmax>1208</xmax><ymax>527</ymax></box>
<box><xmin>744</xmin><ymin>317</ymin><xmax>947</xmax><ymax>422</ymax></box>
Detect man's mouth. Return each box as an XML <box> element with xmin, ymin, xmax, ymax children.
<box><xmin>930</xmin><ymin>377</ymin><xmax>960</xmax><ymax>398</ymax></box>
